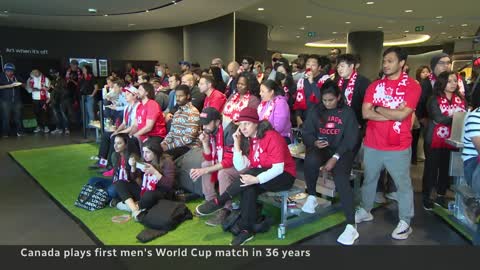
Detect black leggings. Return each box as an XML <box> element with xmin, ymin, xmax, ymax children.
<box><xmin>423</xmin><ymin>147</ymin><xmax>452</xmax><ymax>198</ymax></box>
<box><xmin>218</xmin><ymin>168</ymin><xmax>295</xmax><ymax>232</ymax></box>
<box><xmin>115</xmin><ymin>180</ymin><xmax>173</xmax><ymax>210</ymax></box>
<box><xmin>304</xmin><ymin>147</ymin><xmax>355</xmax><ymax>225</ymax></box>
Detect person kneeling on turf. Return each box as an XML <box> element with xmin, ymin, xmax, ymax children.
<box><xmin>195</xmin><ymin>107</ymin><xmax>296</xmax><ymax>245</ymax></box>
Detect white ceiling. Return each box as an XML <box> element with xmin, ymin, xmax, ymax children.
<box><xmin>236</xmin><ymin>0</ymin><xmax>480</xmax><ymax>51</ymax></box>
<box><xmin>0</xmin><ymin>0</ymin><xmax>260</xmax><ymax>31</ymax></box>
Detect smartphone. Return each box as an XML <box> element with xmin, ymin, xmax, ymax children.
<box><xmin>136</xmin><ymin>162</ymin><xmax>146</xmax><ymax>171</ymax></box>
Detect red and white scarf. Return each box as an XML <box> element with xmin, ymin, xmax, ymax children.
<box><xmin>337</xmin><ymin>71</ymin><xmax>358</xmax><ymax>107</ymax></box>
<box><xmin>208</xmin><ymin>125</ymin><xmax>224</xmax><ymax>183</ymax></box>
<box><xmin>293</xmin><ymin>75</ymin><xmax>330</xmax><ymax>110</ymax></box>
<box><xmin>29</xmin><ymin>75</ymin><xmax>48</xmax><ymax>101</ymax></box>
<box><xmin>373</xmin><ymin>72</ymin><xmax>410</xmax><ymax>136</ymax></box>
<box><xmin>141</xmin><ymin>172</ymin><xmax>159</xmax><ymax>196</ymax></box>
<box><xmin>258</xmin><ymin>99</ymin><xmax>275</xmax><ymax>121</ymax></box>
<box><xmin>223</xmin><ymin>92</ymin><xmax>251</xmax><ymax>122</ymax></box>
<box><xmin>113</xmin><ymin>156</ymin><xmax>129</xmax><ymax>183</ymax></box>
<box><xmin>429</xmin><ymin>73</ymin><xmax>465</xmax><ymax>96</ymax></box>
<box><xmin>431</xmin><ymin>94</ymin><xmax>466</xmax><ymax>149</ymax></box>
<box><xmin>250</xmin><ymin>137</ymin><xmax>263</xmax><ymax>169</ymax></box>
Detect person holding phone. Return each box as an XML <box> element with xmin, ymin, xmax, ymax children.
<box><xmin>0</xmin><ymin>63</ymin><xmax>26</xmax><ymax>137</ymax></box>
<box><xmin>195</xmin><ymin>107</ymin><xmax>296</xmax><ymax>245</ymax></box>
<box><xmin>302</xmin><ymin>80</ymin><xmax>360</xmax><ymax>245</ymax></box>
<box><xmin>114</xmin><ymin>138</ymin><xmax>175</xmax><ymax>220</ymax></box>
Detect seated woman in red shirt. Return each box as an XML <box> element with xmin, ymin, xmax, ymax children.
<box><xmin>114</xmin><ymin>138</ymin><xmax>175</xmax><ymax>220</ymax></box>
<box><xmin>196</xmin><ymin>107</ymin><xmax>296</xmax><ymax>245</ymax></box>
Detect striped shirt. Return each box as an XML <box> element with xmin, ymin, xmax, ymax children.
<box><xmin>462</xmin><ymin>108</ymin><xmax>480</xmax><ymax>161</ymax></box>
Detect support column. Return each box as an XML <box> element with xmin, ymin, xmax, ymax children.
<box><xmin>347</xmin><ymin>31</ymin><xmax>384</xmax><ymax>80</ymax></box>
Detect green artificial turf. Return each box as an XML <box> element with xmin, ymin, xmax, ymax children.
<box><xmin>10</xmin><ymin>144</ymin><xmax>347</xmax><ymax>245</ymax></box>
<box><xmin>432</xmin><ymin>205</ymin><xmax>473</xmax><ymax>241</ymax></box>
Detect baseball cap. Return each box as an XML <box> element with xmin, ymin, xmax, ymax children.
<box><xmin>3</xmin><ymin>63</ymin><xmax>15</xmax><ymax>71</ymax></box>
<box><xmin>178</xmin><ymin>61</ymin><xmax>191</xmax><ymax>67</ymax></box>
<box><xmin>122</xmin><ymin>85</ymin><xmax>138</xmax><ymax>95</ymax></box>
<box><xmin>199</xmin><ymin>107</ymin><xmax>222</xmax><ymax>126</ymax></box>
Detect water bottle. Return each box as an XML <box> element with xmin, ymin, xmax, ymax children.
<box><xmin>277</xmin><ymin>224</ymin><xmax>286</xmax><ymax>239</ymax></box>
<box><xmin>448</xmin><ymin>201</ymin><xmax>457</xmax><ymax>216</ymax></box>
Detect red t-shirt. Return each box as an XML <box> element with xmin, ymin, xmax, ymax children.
<box><xmin>363</xmin><ymin>76</ymin><xmax>421</xmax><ymax>151</ymax></box>
<box><xmin>204</xmin><ymin>89</ymin><xmax>227</xmax><ymax>113</ymax></box>
<box><xmin>248</xmin><ymin>130</ymin><xmax>296</xmax><ymax>177</ymax></box>
<box><xmin>136</xmin><ymin>99</ymin><xmax>167</xmax><ymax>142</ymax></box>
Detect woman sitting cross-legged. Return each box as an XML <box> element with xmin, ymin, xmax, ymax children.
<box><xmin>87</xmin><ymin>133</ymin><xmax>138</xmax><ymax>203</ymax></box>
<box><xmin>195</xmin><ymin>107</ymin><xmax>296</xmax><ymax>245</ymax></box>
<box><xmin>114</xmin><ymin>138</ymin><xmax>176</xmax><ymax>220</ymax></box>
<box><xmin>301</xmin><ymin>80</ymin><xmax>360</xmax><ymax>245</ymax></box>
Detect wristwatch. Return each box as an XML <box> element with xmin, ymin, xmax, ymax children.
<box><xmin>332</xmin><ymin>153</ymin><xmax>340</xmax><ymax>160</ymax></box>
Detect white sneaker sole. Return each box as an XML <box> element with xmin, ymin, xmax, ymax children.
<box><xmin>392</xmin><ymin>227</ymin><xmax>413</xmax><ymax>240</ymax></box>
<box><xmin>301</xmin><ymin>203</ymin><xmax>318</xmax><ymax>214</ymax></box>
<box><xmin>337</xmin><ymin>232</ymin><xmax>359</xmax><ymax>246</ymax></box>
<box><xmin>355</xmin><ymin>214</ymin><xmax>374</xmax><ymax>224</ymax></box>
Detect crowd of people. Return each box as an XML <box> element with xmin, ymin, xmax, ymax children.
<box><xmin>1</xmin><ymin>46</ymin><xmax>480</xmax><ymax>246</ymax></box>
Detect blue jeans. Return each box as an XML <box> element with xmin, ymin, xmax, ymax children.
<box><xmin>464</xmin><ymin>157</ymin><xmax>480</xmax><ymax>196</ymax></box>
<box><xmin>52</xmin><ymin>101</ymin><xmax>70</xmax><ymax>130</ymax></box>
<box><xmin>0</xmin><ymin>101</ymin><xmax>22</xmax><ymax>136</ymax></box>
<box><xmin>84</xmin><ymin>95</ymin><xmax>95</xmax><ymax>124</ymax></box>
<box><xmin>88</xmin><ymin>177</ymin><xmax>117</xmax><ymax>200</ymax></box>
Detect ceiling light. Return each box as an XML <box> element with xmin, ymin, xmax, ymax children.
<box><xmin>299</xmin><ymin>26</ymin><xmax>305</xmax><ymax>30</ymax></box>
<box><xmin>257</xmin><ymin>8</ymin><xmax>264</xmax><ymax>11</ymax></box>
<box><xmin>306</xmin><ymin>15</ymin><xmax>312</xmax><ymax>19</ymax></box>
<box><xmin>366</xmin><ymin>1</ymin><xmax>375</xmax><ymax>4</ymax></box>
<box><xmin>3</xmin><ymin>11</ymin><xmax>8</xmax><ymax>13</ymax></box>
<box><xmin>461</xmin><ymin>24</ymin><xmax>468</xmax><ymax>27</ymax></box>
<box><xmin>128</xmin><ymin>24</ymin><xmax>136</xmax><ymax>27</ymax></box>
<box><xmin>172</xmin><ymin>0</ymin><xmax>177</xmax><ymax>4</ymax></box>
<box><xmin>448</xmin><ymin>36</ymin><xmax>453</xmax><ymax>38</ymax></box>
<box><xmin>377</xmin><ymin>26</ymin><xmax>383</xmax><ymax>29</ymax></box>
<box><xmin>305</xmin><ymin>34</ymin><xmax>430</xmax><ymax>48</ymax></box>
<box><xmin>441</xmin><ymin>32</ymin><xmax>446</xmax><ymax>34</ymax></box>
<box><xmin>404</xmin><ymin>10</ymin><xmax>413</xmax><ymax>13</ymax></box>
<box><xmin>436</xmin><ymin>16</ymin><xmax>443</xmax><ymax>19</ymax></box>
<box><xmin>296</xmin><ymin>35</ymin><xmax>300</xmax><ymax>38</ymax></box>
<box><xmin>345</xmin><ymin>21</ymin><xmax>351</xmax><ymax>24</ymax></box>
<box><xmin>104</xmin><ymin>14</ymin><xmax>108</xmax><ymax>17</ymax></box>
<box><xmin>332</xmin><ymin>32</ymin><xmax>337</xmax><ymax>34</ymax></box>
<box><xmin>88</xmin><ymin>8</ymin><xmax>97</xmax><ymax>13</ymax></box>
<box><xmin>146</xmin><ymin>10</ymin><xmax>149</xmax><ymax>12</ymax></box>
<box><xmin>404</xmin><ymin>30</ymin><xmax>410</xmax><ymax>33</ymax></box>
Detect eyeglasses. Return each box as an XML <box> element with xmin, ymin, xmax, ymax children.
<box><xmin>438</xmin><ymin>61</ymin><xmax>452</xmax><ymax>66</ymax></box>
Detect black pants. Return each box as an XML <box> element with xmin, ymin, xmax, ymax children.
<box><xmin>115</xmin><ymin>181</ymin><xmax>141</xmax><ymax>202</ymax></box>
<box><xmin>138</xmin><ymin>187</ymin><xmax>175</xmax><ymax>210</ymax></box>
<box><xmin>423</xmin><ymin>147</ymin><xmax>452</xmax><ymax>198</ymax></box>
<box><xmin>219</xmin><ymin>168</ymin><xmax>294</xmax><ymax>232</ymax></box>
<box><xmin>98</xmin><ymin>131</ymin><xmax>114</xmax><ymax>161</ymax></box>
<box><xmin>32</xmin><ymin>100</ymin><xmax>49</xmax><ymax>128</ymax></box>
<box><xmin>304</xmin><ymin>147</ymin><xmax>355</xmax><ymax>224</ymax></box>
<box><xmin>411</xmin><ymin>128</ymin><xmax>421</xmax><ymax>164</ymax></box>
<box><xmin>0</xmin><ymin>100</ymin><xmax>22</xmax><ymax>136</ymax></box>
<box><xmin>165</xmin><ymin>146</ymin><xmax>190</xmax><ymax>160</ymax></box>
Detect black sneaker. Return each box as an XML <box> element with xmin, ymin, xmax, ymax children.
<box><xmin>109</xmin><ymin>198</ymin><xmax>120</xmax><ymax>208</ymax></box>
<box><xmin>423</xmin><ymin>199</ymin><xmax>434</xmax><ymax>211</ymax></box>
<box><xmin>195</xmin><ymin>198</ymin><xmax>222</xmax><ymax>216</ymax></box>
<box><xmin>435</xmin><ymin>196</ymin><xmax>449</xmax><ymax>209</ymax></box>
<box><xmin>230</xmin><ymin>230</ymin><xmax>254</xmax><ymax>246</ymax></box>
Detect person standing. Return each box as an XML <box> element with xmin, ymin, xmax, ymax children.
<box><xmin>356</xmin><ymin>46</ymin><xmax>421</xmax><ymax>240</ymax></box>
<box><xmin>0</xmin><ymin>63</ymin><xmax>25</xmax><ymax>137</ymax></box>
<box><xmin>27</xmin><ymin>69</ymin><xmax>51</xmax><ymax>133</ymax></box>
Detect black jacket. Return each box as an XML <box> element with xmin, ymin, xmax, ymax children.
<box><xmin>303</xmin><ymin>104</ymin><xmax>359</xmax><ymax>157</ymax></box>
<box><xmin>416</xmin><ymin>79</ymin><xmax>433</xmax><ymax>120</ymax></box>
<box><xmin>338</xmin><ymin>74</ymin><xmax>370</xmax><ymax>128</ymax></box>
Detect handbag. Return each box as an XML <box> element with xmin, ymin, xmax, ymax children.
<box><xmin>74</xmin><ymin>184</ymin><xmax>109</xmax><ymax>211</ymax></box>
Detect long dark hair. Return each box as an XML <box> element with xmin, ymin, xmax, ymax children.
<box><xmin>112</xmin><ymin>133</ymin><xmax>139</xmax><ymax>171</ymax></box>
<box><xmin>142</xmin><ymin>138</ymin><xmax>170</xmax><ymax>174</ymax></box>
<box><xmin>238</xmin><ymin>71</ymin><xmax>260</xmax><ymax>97</ymax></box>
<box><xmin>239</xmin><ymin>120</ymin><xmax>274</xmax><ymax>154</ymax></box>
<box><xmin>262</xmin><ymin>79</ymin><xmax>284</xmax><ymax>97</ymax></box>
<box><xmin>433</xmin><ymin>71</ymin><xmax>464</xmax><ymax>100</ymax></box>
<box><xmin>415</xmin><ymin>65</ymin><xmax>431</xmax><ymax>82</ymax></box>
<box><xmin>316</xmin><ymin>80</ymin><xmax>345</xmax><ymax>122</ymax></box>
<box><xmin>210</xmin><ymin>66</ymin><xmax>226</xmax><ymax>92</ymax></box>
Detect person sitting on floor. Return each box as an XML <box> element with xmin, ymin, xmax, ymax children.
<box><xmin>114</xmin><ymin>138</ymin><xmax>176</xmax><ymax>220</ymax></box>
<box><xmin>190</xmin><ymin>107</ymin><xmax>238</xmax><ymax>226</ymax></box>
<box><xmin>90</xmin><ymin>85</ymin><xmax>140</xmax><ymax>173</ymax></box>
<box><xmin>195</xmin><ymin>107</ymin><xmax>296</xmax><ymax>246</ymax></box>
<box><xmin>301</xmin><ymin>80</ymin><xmax>360</xmax><ymax>245</ymax></box>
<box><xmin>160</xmin><ymin>85</ymin><xmax>201</xmax><ymax>160</ymax></box>
<box><xmin>87</xmin><ymin>134</ymin><xmax>139</xmax><ymax>203</ymax></box>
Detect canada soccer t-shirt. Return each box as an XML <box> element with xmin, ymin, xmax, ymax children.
<box><xmin>136</xmin><ymin>99</ymin><xmax>167</xmax><ymax>142</ymax></box>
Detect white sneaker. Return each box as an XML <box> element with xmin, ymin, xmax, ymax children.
<box><xmin>116</xmin><ymin>202</ymin><xmax>132</xmax><ymax>212</ymax></box>
<box><xmin>391</xmin><ymin>220</ymin><xmax>412</xmax><ymax>240</ymax></box>
<box><xmin>51</xmin><ymin>129</ymin><xmax>62</xmax><ymax>134</ymax></box>
<box><xmin>337</xmin><ymin>224</ymin><xmax>359</xmax><ymax>245</ymax></box>
<box><xmin>355</xmin><ymin>208</ymin><xmax>374</xmax><ymax>223</ymax></box>
<box><xmin>386</xmin><ymin>192</ymin><xmax>398</xmax><ymax>201</ymax></box>
<box><xmin>33</xmin><ymin>127</ymin><xmax>42</xmax><ymax>133</ymax></box>
<box><xmin>301</xmin><ymin>195</ymin><xmax>318</xmax><ymax>214</ymax></box>
<box><xmin>375</xmin><ymin>192</ymin><xmax>387</xmax><ymax>204</ymax></box>
<box><xmin>44</xmin><ymin>127</ymin><xmax>50</xmax><ymax>133</ymax></box>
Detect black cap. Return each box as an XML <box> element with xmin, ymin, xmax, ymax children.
<box><xmin>199</xmin><ymin>107</ymin><xmax>221</xmax><ymax>126</ymax></box>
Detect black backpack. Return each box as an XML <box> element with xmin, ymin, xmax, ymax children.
<box><xmin>137</xmin><ymin>199</ymin><xmax>193</xmax><ymax>231</ymax></box>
